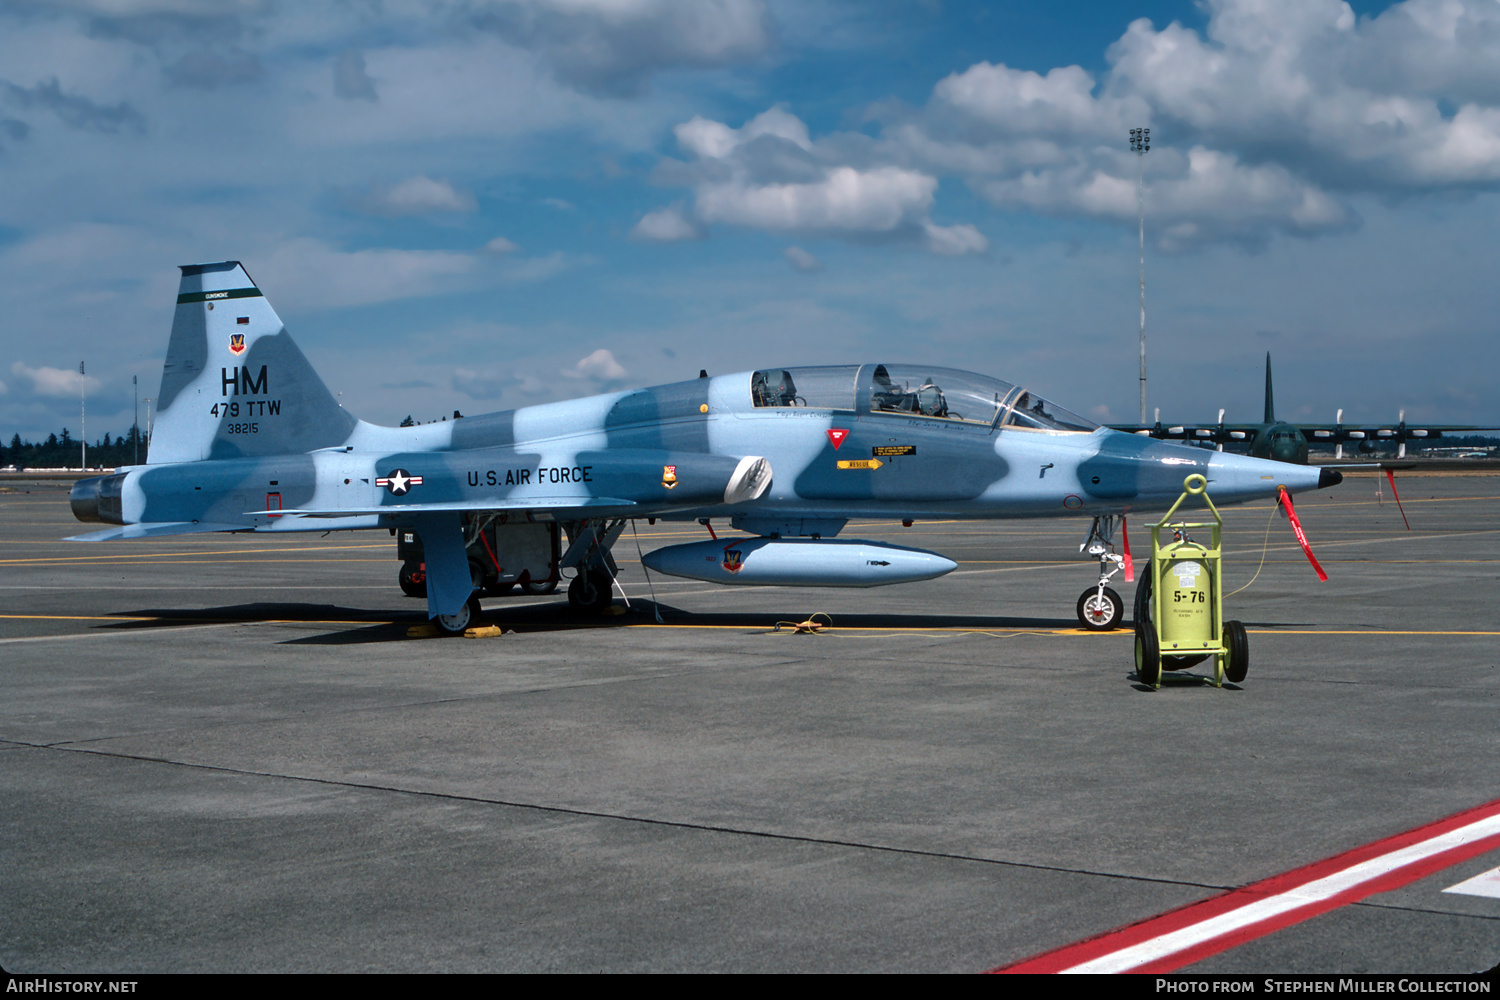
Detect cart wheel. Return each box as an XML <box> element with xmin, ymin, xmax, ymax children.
<box><xmin>522</xmin><ymin>578</ymin><xmax>558</xmax><ymax>595</ymax></box>
<box><xmin>434</xmin><ymin>594</ymin><xmax>483</xmax><ymax>637</ymax></box>
<box><xmin>1135</xmin><ymin>623</ymin><xmax>1161</xmax><ymax>687</ymax></box>
<box><xmin>484</xmin><ymin>581</ymin><xmax>515</xmax><ymax>596</ymax></box>
<box><xmin>398</xmin><ymin>562</ymin><xmax>427</xmax><ymax>599</ymax></box>
<box><xmin>1224</xmin><ymin>620</ymin><xmax>1249</xmax><ymax>683</ymax></box>
<box><xmin>1077</xmin><ymin>586</ymin><xmax>1123</xmax><ymax>630</ymax></box>
<box><xmin>1133</xmin><ymin>572</ymin><xmax>1152</xmax><ymax>628</ymax></box>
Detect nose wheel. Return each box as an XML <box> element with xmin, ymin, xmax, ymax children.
<box><xmin>1077</xmin><ymin>586</ymin><xmax>1123</xmax><ymax>630</ymax></box>
<box><xmin>1076</xmin><ymin>515</ymin><xmax>1129</xmax><ymax>630</ymax></box>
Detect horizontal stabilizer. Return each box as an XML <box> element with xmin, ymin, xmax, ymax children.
<box><xmin>66</xmin><ymin>521</ymin><xmax>249</xmax><ymax>542</ymax></box>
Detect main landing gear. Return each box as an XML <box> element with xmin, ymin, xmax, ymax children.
<box><xmin>1077</xmin><ymin>515</ymin><xmax>1127</xmax><ymax>630</ymax></box>
<box><xmin>433</xmin><ymin>594</ymin><xmax>483</xmax><ymax>637</ymax></box>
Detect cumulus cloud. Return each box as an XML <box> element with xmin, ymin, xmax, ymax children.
<box><xmin>887</xmin><ymin>0</ymin><xmax>1500</xmax><ymax>248</ymax></box>
<box><xmin>565</xmin><ymin>347</ymin><xmax>627</xmax><ymax>384</ymax></box>
<box><xmin>0</xmin><ymin>78</ymin><xmax>146</xmax><ymax>133</ymax></box>
<box><xmin>482</xmin><ymin>235</ymin><xmax>520</xmax><ymax>254</ymax></box>
<box><xmin>466</xmin><ymin>0</ymin><xmax>773</xmax><ymax>95</ymax></box>
<box><xmin>652</xmin><ymin>107</ymin><xmax>987</xmax><ymax>254</ymax></box>
<box><xmin>360</xmin><ymin>175</ymin><xmax>477</xmax><ymax>216</ymax></box>
<box><xmin>163</xmin><ymin>47</ymin><xmax>261</xmax><ymax>88</ymax></box>
<box><xmin>783</xmin><ymin>245</ymin><xmax>821</xmax><ymax>271</ymax></box>
<box><xmin>253</xmin><ymin>239</ymin><xmax>479</xmax><ymax>310</ymax></box>
<box><xmin>11</xmin><ymin>362</ymin><xmax>100</xmax><ymax>398</ymax></box>
<box><xmin>333</xmin><ymin>49</ymin><xmax>377</xmax><ymax>101</ymax></box>
<box><xmin>631</xmin><ymin>204</ymin><xmax>699</xmax><ymax>242</ymax></box>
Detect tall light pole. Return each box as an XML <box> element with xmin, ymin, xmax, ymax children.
<box><xmin>1130</xmin><ymin>127</ymin><xmax>1151</xmax><ymax>424</ymax></box>
<box><xmin>79</xmin><ymin>360</ymin><xmax>86</xmax><ymax>471</ymax></box>
<box><xmin>133</xmin><ymin>375</ymin><xmax>139</xmax><ymax>465</ymax></box>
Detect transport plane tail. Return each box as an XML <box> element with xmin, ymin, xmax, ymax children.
<box><xmin>148</xmin><ymin>261</ymin><xmax>356</xmax><ymax>464</ymax></box>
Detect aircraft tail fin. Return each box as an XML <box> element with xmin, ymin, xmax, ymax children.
<box><xmin>1263</xmin><ymin>352</ymin><xmax>1276</xmax><ymax>425</ymax></box>
<box><xmin>149</xmin><ymin>262</ymin><xmax>356</xmax><ymax>463</ymax></box>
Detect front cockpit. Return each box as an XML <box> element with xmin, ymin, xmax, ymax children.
<box><xmin>749</xmin><ymin>363</ymin><xmax>1097</xmax><ymax>433</ymax></box>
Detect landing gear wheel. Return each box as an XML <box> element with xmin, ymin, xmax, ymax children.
<box><xmin>522</xmin><ymin>577</ymin><xmax>558</xmax><ymax>595</ymax></box>
<box><xmin>1224</xmin><ymin>620</ymin><xmax>1250</xmax><ymax>683</ymax></box>
<box><xmin>1077</xmin><ymin>586</ymin><xmax>1123</xmax><ymax>630</ymax></box>
<box><xmin>1135</xmin><ymin>623</ymin><xmax>1161</xmax><ymax>688</ymax></box>
<box><xmin>567</xmin><ymin>569</ymin><xmax>614</xmax><ymax>614</ymax></box>
<box><xmin>398</xmin><ymin>562</ymin><xmax>427</xmax><ymax>599</ymax></box>
<box><xmin>1133</xmin><ymin>572</ymin><xmax>1152</xmax><ymax>628</ymax></box>
<box><xmin>434</xmin><ymin>594</ymin><xmax>483</xmax><ymax>637</ymax></box>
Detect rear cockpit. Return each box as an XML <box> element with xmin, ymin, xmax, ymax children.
<box><xmin>749</xmin><ymin>364</ymin><xmax>1097</xmax><ymax>432</ymax></box>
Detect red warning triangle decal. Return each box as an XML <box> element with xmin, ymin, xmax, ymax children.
<box><xmin>827</xmin><ymin>428</ymin><xmax>849</xmax><ymax>450</ymax></box>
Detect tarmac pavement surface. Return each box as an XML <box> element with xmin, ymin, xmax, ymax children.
<box><xmin>1</xmin><ymin>472</ymin><xmax>1496</xmax><ymax>973</ymax></box>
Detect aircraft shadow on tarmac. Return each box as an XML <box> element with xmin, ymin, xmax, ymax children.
<box><xmin>95</xmin><ymin>600</ymin><xmax>1097</xmax><ymax>645</ymax></box>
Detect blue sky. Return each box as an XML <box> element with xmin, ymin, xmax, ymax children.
<box><xmin>2</xmin><ymin>0</ymin><xmax>1498</xmax><ymax>445</ymax></box>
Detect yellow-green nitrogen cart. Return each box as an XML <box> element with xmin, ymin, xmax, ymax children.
<box><xmin>1134</xmin><ymin>474</ymin><xmax>1249</xmax><ymax>689</ymax></box>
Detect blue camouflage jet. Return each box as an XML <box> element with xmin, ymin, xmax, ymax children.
<box><xmin>68</xmin><ymin>261</ymin><xmax>1342</xmax><ymax>634</ymax></box>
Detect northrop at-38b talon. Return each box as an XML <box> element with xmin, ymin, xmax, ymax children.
<box><xmin>68</xmin><ymin>262</ymin><xmax>1343</xmax><ymax>634</ymax></box>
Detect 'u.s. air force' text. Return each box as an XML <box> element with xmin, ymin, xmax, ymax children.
<box><xmin>468</xmin><ymin>466</ymin><xmax>594</xmax><ymax>487</ymax></box>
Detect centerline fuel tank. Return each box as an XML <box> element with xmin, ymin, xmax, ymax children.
<box><xmin>641</xmin><ymin>537</ymin><xmax>957</xmax><ymax>588</ymax></box>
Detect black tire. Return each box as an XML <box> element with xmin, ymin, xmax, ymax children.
<box><xmin>1224</xmin><ymin>620</ymin><xmax>1250</xmax><ymax>683</ymax></box>
<box><xmin>1077</xmin><ymin>586</ymin><xmax>1123</xmax><ymax>630</ymax></box>
<box><xmin>567</xmin><ymin>569</ymin><xmax>614</xmax><ymax>614</ymax></box>
<box><xmin>1133</xmin><ymin>571</ymin><xmax>1152</xmax><ymax>628</ymax></box>
<box><xmin>484</xmin><ymin>580</ymin><xmax>516</xmax><ymax>597</ymax></box>
<box><xmin>434</xmin><ymin>594</ymin><xmax>483</xmax><ymax>637</ymax></box>
<box><xmin>522</xmin><ymin>577</ymin><xmax>559</xmax><ymax>595</ymax></box>
<box><xmin>398</xmin><ymin>562</ymin><xmax>427</xmax><ymax>599</ymax></box>
<box><xmin>468</xmin><ymin>558</ymin><xmax>487</xmax><ymax>590</ymax></box>
<box><xmin>1135</xmin><ymin>623</ymin><xmax>1161</xmax><ymax>687</ymax></box>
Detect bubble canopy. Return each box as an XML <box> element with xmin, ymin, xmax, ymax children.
<box><xmin>749</xmin><ymin>364</ymin><xmax>1097</xmax><ymax>433</ymax></box>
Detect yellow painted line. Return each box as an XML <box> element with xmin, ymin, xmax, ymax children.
<box><xmin>1246</xmin><ymin>629</ymin><xmax>1500</xmax><ymax>636</ymax></box>
<box><xmin>0</xmin><ymin>614</ymin><xmax>159</xmax><ymax>621</ymax></box>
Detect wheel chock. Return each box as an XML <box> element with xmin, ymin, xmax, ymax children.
<box><xmin>406</xmin><ymin>624</ymin><xmax>439</xmax><ymax>638</ymax></box>
<box><xmin>464</xmin><ymin>625</ymin><xmax>504</xmax><ymax>638</ymax></box>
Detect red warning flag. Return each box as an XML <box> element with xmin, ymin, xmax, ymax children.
<box><xmin>1278</xmin><ymin>487</ymin><xmax>1328</xmax><ymax>582</ymax></box>
<box><xmin>1120</xmin><ymin>516</ymin><xmax>1134</xmax><ymax>583</ymax></box>
<box><xmin>1384</xmin><ymin>467</ymin><xmax>1411</xmax><ymax>531</ymax></box>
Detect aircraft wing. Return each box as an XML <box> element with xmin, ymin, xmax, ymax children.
<box><xmin>1108</xmin><ymin>423</ymin><xmax>1260</xmax><ymax>444</ymax></box>
<box><xmin>1291</xmin><ymin>423</ymin><xmax>1493</xmax><ymax>442</ymax></box>
<box><xmin>277</xmin><ymin>496</ymin><xmax>639</xmax><ymax>519</ymax></box>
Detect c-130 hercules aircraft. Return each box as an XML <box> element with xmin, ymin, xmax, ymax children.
<box><xmin>69</xmin><ymin>261</ymin><xmax>1343</xmax><ymax>634</ymax></box>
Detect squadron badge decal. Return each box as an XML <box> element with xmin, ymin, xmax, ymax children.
<box><xmin>662</xmin><ymin>464</ymin><xmax>678</xmax><ymax>489</ymax></box>
<box><xmin>229</xmin><ymin>333</ymin><xmax>246</xmax><ymax>356</ymax></box>
<box><xmin>377</xmin><ymin>469</ymin><xmax>423</xmax><ymax>496</ymax></box>
<box><xmin>721</xmin><ymin>546</ymin><xmax>743</xmax><ymax>574</ymax></box>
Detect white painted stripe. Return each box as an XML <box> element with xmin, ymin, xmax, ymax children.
<box><xmin>1443</xmin><ymin>865</ymin><xmax>1500</xmax><ymax>899</ymax></box>
<box><xmin>1062</xmin><ymin>813</ymin><xmax>1500</xmax><ymax>974</ymax></box>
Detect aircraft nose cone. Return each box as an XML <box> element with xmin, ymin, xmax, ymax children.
<box><xmin>1318</xmin><ymin>467</ymin><xmax>1343</xmax><ymax>489</ymax></box>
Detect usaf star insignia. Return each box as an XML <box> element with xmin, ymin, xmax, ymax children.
<box><xmin>377</xmin><ymin>469</ymin><xmax>423</xmax><ymax>496</ymax></box>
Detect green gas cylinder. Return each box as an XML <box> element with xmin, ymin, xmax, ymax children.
<box><xmin>1158</xmin><ymin>539</ymin><xmax>1213</xmax><ymax>649</ymax></box>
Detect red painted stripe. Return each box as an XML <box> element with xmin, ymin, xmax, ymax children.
<box><xmin>991</xmin><ymin>796</ymin><xmax>1500</xmax><ymax>974</ymax></box>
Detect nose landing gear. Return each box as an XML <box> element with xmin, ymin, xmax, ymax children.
<box><xmin>1077</xmin><ymin>515</ymin><xmax>1129</xmax><ymax>630</ymax></box>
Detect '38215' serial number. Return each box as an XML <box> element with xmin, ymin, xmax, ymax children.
<box><xmin>225</xmin><ymin>422</ymin><xmax>258</xmax><ymax>434</ymax></box>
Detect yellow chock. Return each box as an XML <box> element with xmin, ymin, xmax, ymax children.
<box><xmin>604</xmin><ymin>605</ymin><xmax>627</xmax><ymax>616</ymax></box>
<box><xmin>406</xmin><ymin>624</ymin><xmax>438</xmax><ymax>638</ymax></box>
<box><xmin>464</xmin><ymin>625</ymin><xmax>504</xmax><ymax>638</ymax></box>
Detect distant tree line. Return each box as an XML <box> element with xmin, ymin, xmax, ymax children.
<box><xmin>2</xmin><ymin>426</ymin><xmax>147</xmax><ymax>470</ymax></box>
